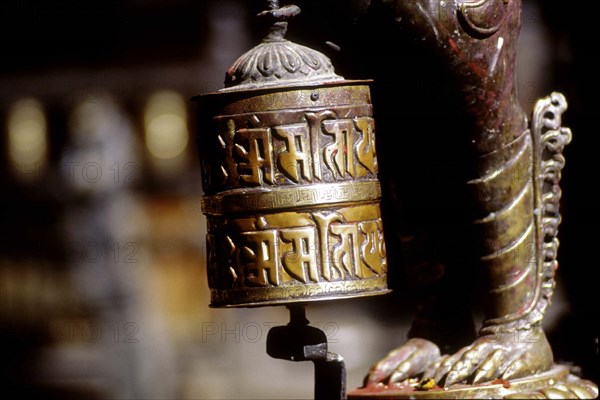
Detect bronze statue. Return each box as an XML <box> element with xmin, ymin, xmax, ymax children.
<box><xmin>347</xmin><ymin>0</ymin><xmax>598</xmax><ymax>398</ymax></box>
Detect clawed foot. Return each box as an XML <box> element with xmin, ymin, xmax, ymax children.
<box><xmin>365</xmin><ymin>326</ymin><xmax>554</xmax><ymax>388</ymax></box>
<box><xmin>364</xmin><ymin>338</ymin><xmax>441</xmax><ymax>386</ymax></box>
<box><xmin>430</xmin><ymin>325</ymin><xmax>553</xmax><ymax>387</ymax></box>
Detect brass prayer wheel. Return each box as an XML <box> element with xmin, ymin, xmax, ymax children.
<box><xmin>194</xmin><ymin>3</ymin><xmax>389</xmax><ymax>307</ymax></box>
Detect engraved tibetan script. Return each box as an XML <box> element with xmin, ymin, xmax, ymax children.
<box><xmin>223</xmin><ymin>213</ymin><xmax>386</xmax><ymax>288</ymax></box>
<box><xmin>235</xmin><ymin>128</ymin><xmax>274</xmax><ymax>186</ymax></box>
<box><xmin>214</xmin><ymin>111</ymin><xmax>378</xmax><ymax>189</ymax></box>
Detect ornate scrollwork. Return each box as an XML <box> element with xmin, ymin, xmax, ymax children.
<box><xmin>532</xmin><ymin>92</ymin><xmax>572</xmax><ymax>324</ymax></box>
<box><xmin>479</xmin><ymin>93</ymin><xmax>572</xmax><ymax>335</ymax></box>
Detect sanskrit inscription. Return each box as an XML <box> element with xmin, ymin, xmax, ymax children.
<box><xmin>210</xmin><ymin>109</ymin><xmax>378</xmax><ymax>191</ymax></box>
<box><xmin>208</xmin><ymin>207</ymin><xmax>387</xmax><ymax>290</ymax></box>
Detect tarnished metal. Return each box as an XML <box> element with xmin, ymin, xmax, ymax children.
<box><xmin>193</xmin><ymin>1</ymin><xmax>388</xmax><ymax>308</ymax></box>
<box><xmin>340</xmin><ymin>0</ymin><xmax>598</xmax><ymax>398</ymax></box>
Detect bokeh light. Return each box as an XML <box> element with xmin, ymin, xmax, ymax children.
<box><xmin>7</xmin><ymin>98</ymin><xmax>47</xmax><ymax>181</ymax></box>
<box><xmin>144</xmin><ymin>91</ymin><xmax>189</xmax><ymax>160</ymax></box>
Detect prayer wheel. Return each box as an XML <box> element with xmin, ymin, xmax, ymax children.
<box><xmin>193</xmin><ymin>3</ymin><xmax>389</xmax><ymax>307</ymax></box>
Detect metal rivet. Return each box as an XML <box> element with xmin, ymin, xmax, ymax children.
<box><xmin>310</xmin><ymin>92</ymin><xmax>319</xmax><ymax>101</ymax></box>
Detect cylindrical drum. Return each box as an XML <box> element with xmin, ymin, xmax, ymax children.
<box><xmin>193</xmin><ymin>5</ymin><xmax>389</xmax><ymax>307</ymax></box>
<box><xmin>196</xmin><ymin>82</ymin><xmax>388</xmax><ymax>307</ymax></box>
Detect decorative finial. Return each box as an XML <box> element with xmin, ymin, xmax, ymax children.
<box><xmin>257</xmin><ymin>1</ymin><xmax>301</xmax><ymax>42</ymax></box>
<box><xmin>221</xmin><ymin>0</ymin><xmax>342</xmax><ymax>91</ymax></box>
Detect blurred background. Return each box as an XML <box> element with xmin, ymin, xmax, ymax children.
<box><xmin>0</xmin><ymin>0</ymin><xmax>597</xmax><ymax>399</ymax></box>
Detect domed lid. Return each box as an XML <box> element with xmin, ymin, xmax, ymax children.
<box><xmin>219</xmin><ymin>2</ymin><xmax>344</xmax><ymax>93</ymax></box>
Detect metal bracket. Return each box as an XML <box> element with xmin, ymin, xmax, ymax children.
<box><xmin>266</xmin><ymin>305</ymin><xmax>346</xmax><ymax>400</ymax></box>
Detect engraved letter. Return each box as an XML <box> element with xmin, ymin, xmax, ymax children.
<box><xmin>217</xmin><ymin>120</ymin><xmax>239</xmax><ymax>186</ymax></box>
<box><xmin>240</xmin><ymin>230</ymin><xmax>280</xmax><ymax>286</ymax></box>
<box><xmin>322</xmin><ymin>119</ymin><xmax>356</xmax><ymax>178</ymax></box>
<box><xmin>274</xmin><ymin>123</ymin><xmax>312</xmax><ymax>182</ymax></box>
<box><xmin>312</xmin><ymin>212</ymin><xmax>344</xmax><ymax>281</ymax></box>
<box><xmin>354</xmin><ymin>117</ymin><xmax>377</xmax><ymax>175</ymax></box>
<box><xmin>235</xmin><ymin>128</ymin><xmax>274</xmax><ymax>186</ymax></box>
<box><xmin>359</xmin><ymin>219</ymin><xmax>385</xmax><ymax>276</ymax></box>
<box><xmin>280</xmin><ymin>227</ymin><xmax>319</xmax><ymax>283</ymax></box>
<box><xmin>224</xmin><ymin>235</ymin><xmax>243</xmax><ymax>287</ymax></box>
<box><xmin>330</xmin><ymin>223</ymin><xmax>362</xmax><ymax>278</ymax></box>
<box><xmin>305</xmin><ymin>110</ymin><xmax>337</xmax><ymax>181</ymax></box>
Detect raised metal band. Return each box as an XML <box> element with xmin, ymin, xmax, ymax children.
<box><xmin>210</xmin><ymin>275</ymin><xmax>389</xmax><ymax>307</ymax></box>
<box><xmin>198</xmin><ymin>82</ymin><xmax>373</xmax><ymax>115</ymax></box>
<box><xmin>201</xmin><ymin>180</ymin><xmax>381</xmax><ymax>216</ymax></box>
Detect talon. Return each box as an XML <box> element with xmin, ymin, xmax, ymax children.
<box><xmin>366</xmin><ymin>349</ymin><xmax>409</xmax><ymax>384</ymax></box>
<box><xmin>423</xmin><ymin>354</ymin><xmax>448</xmax><ymax>380</ymax></box>
<box><xmin>445</xmin><ymin>361</ymin><xmax>472</xmax><ymax>386</ymax></box>
<box><xmin>397</xmin><ymin>360</ymin><xmax>412</xmax><ymax>375</ymax></box>
<box><xmin>366</xmin><ymin>363</ymin><xmax>393</xmax><ymax>385</ymax></box>
<box><xmin>389</xmin><ymin>371</ymin><xmax>406</xmax><ymax>384</ymax></box>
<box><xmin>433</xmin><ymin>365</ymin><xmax>450</xmax><ymax>384</ymax></box>
<box><xmin>472</xmin><ymin>366</ymin><xmax>495</xmax><ymax>385</ymax></box>
<box><xmin>433</xmin><ymin>347</ymin><xmax>467</xmax><ymax>384</ymax></box>
<box><xmin>364</xmin><ymin>338</ymin><xmax>440</xmax><ymax>385</ymax></box>
<box><xmin>389</xmin><ymin>360</ymin><xmax>412</xmax><ymax>383</ymax></box>
<box><xmin>555</xmin><ymin>384</ymin><xmax>579</xmax><ymax>398</ymax></box>
<box><xmin>501</xmin><ymin>358</ymin><xmax>526</xmax><ymax>381</ymax></box>
<box><xmin>444</xmin><ymin>371</ymin><xmax>460</xmax><ymax>387</ymax></box>
<box><xmin>447</xmin><ymin>346</ymin><xmax>487</xmax><ymax>386</ymax></box>
<box><xmin>582</xmin><ymin>381</ymin><xmax>599</xmax><ymax>398</ymax></box>
<box><xmin>562</xmin><ymin>383</ymin><xmax>597</xmax><ymax>399</ymax></box>
<box><xmin>433</xmin><ymin>357</ymin><xmax>455</xmax><ymax>384</ymax></box>
<box><xmin>472</xmin><ymin>349</ymin><xmax>503</xmax><ymax>384</ymax></box>
<box><xmin>451</xmin><ymin>360</ymin><xmax>467</xmax><ymax>372</ymax></box>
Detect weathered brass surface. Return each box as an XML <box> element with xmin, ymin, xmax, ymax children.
<box><xmin>194</xmin><ymin>1</ymin><xmax>389</xmax><ymax>308</ymax></box>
